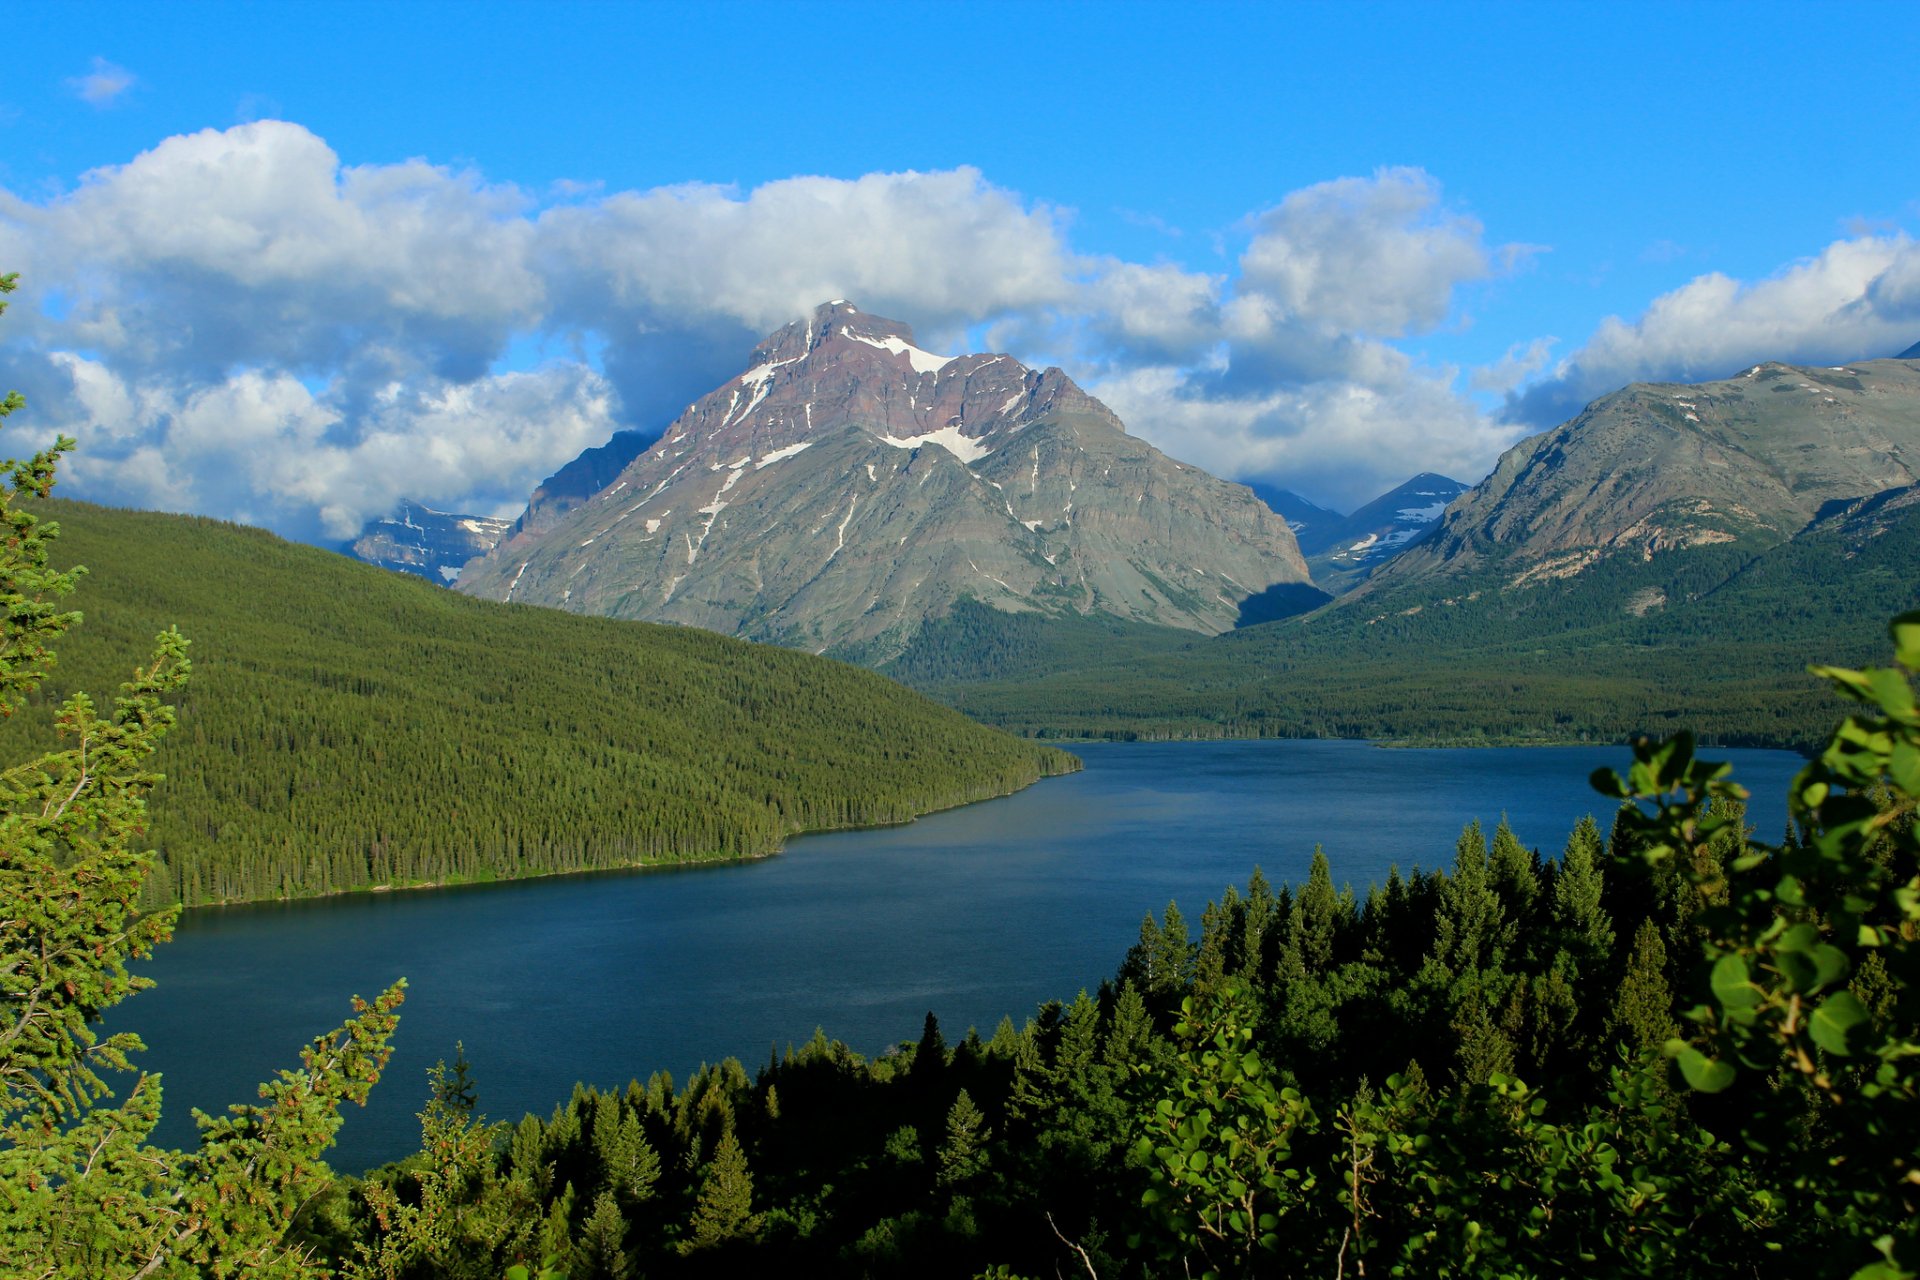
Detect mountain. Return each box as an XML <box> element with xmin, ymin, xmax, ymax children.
<box><xmin>908</xmin><ymin>357</ymin><xmax>1920</xmax><ymax>747</ymax></box>
<box><xmin>1242</xmin><ymin>481</ymin><xmax>1343</xmax><ymax>544</ymax></box>
<box><xmin>1300</xmin><ymin>472</ymin><xmax>1468</xmax><ymax>591</ymax></box>
<box><xmin>1358</xmin><ymin>358</ymin><xmax>1920</xmax><ymax>606</ymax></box>
<box><xmin>7</xmin><ymin>498</ymin><xmax>1074</xmax><ymax>907</ymax></box>
<box><xmin>1899</xmin><ymin>340</ymin><xmax>1920</xmax><ymax>360</ymax></box>
<box><xmin>347</xmin><ymin>500</ymin><xmax>509</xmax><ymax>583</ymax></box>
<box><xmin>506</xmin><ymin>428</ymin><xmax>653</xmax><ymax>541</ymax></box>
<box><xmin>459</xmin><ymin>301</ymin><xmax>1310</xmax><ymax>659</ymax></box>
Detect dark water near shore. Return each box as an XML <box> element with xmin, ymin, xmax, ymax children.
<box><xmin>120</xmin><ymin>738</ymin><xmax>1803</xmax><ymax>1173</ymax></box>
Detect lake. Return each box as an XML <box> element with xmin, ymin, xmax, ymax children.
<box><xmin>121</xmin><ymin>738</ymin><xmax>1804</xmax><ymax>1173</ymax></box>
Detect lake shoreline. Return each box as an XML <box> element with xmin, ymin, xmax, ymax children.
<box><xmin>171</xmin><ymin>749</ymin><xmax>1083</xmax><ymax>913</ymax></box>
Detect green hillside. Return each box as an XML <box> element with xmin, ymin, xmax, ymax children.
<box><xmin>910</xmin><ymin>492</ymin><xmax>1920</xmax><ymax>747</ymax></box>
<box><xmin>3</xmin><ymin>498</ymin><xmax>1076</xmax><ymax>907</ymax></box>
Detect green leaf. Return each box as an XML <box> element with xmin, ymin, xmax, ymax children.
<box><xmin>1893</xmin><ymin>612</ymin><xmax>1920</xmax><ymax>669</ymax></box>
<box><xmin>1673</xmin><ymin>1046</ymin><xmax>1735</xmax><ymax>1092</ymax></box>
<box><xmin>1777</xmin><ymin>922</ymin><xmax>1820</xmax><ymax>953</ymax></box>
<box><xmin>1811</xmin><ymin>943</ymin><xmax>1850</xmax><ymax>989</ymax></box>
<box><xmin>1891</xmin><ymin>740</ymin><xmax>1920</xmax><ymax>795</ymax></box>
<box><xmin>1710</xmin><ymin>954</ymin><xmax>1761</xmax><ymax>1009</ymax></box>
<box><xmin>1808</xmin><ymin>991</ymin><xmax>1869</xmax><ymax>1057</ymax></box>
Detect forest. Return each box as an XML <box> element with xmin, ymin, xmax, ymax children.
<box><xmin>900</xmin><ymin>500</ymin><xmax>1920</xmax><ymax>749</ymax></box>
<box><xmin>0</xmin><ymin>498</ymin><xmax>1076</xmax><ymax>908</ymax></box>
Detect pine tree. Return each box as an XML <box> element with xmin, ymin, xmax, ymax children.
<box><xmin>575</xmin><ymin>1190</ymin><xmax>629</xmax><ymax>1280</ymax></box>
<box><xmin>599</xmin><ymin>1107</ymin><xmax>660</xmax><ymax>1208</ymax></box>
<box><xmin>1612</xmin><ymin>917</ymin><xmax>1678</xmax><ymax>1055</ymax></box>
<box><xmin>936</xmin><ymin>1089</ymin><xmax>991</xmax><ymax>1189</ymax></box>
<box><xmin>1429</xmin><ymin>819</ymin><xmax>1511</xmax><ymax>978</ymax></box>
<box><xmin>1552</xmin><ymin>815</ymin><xmax>1614</xmax><ymax>963</ymax></box>
<box><xmin>680</xmin><ymin>1129</ymin><xmax>760</xmax><ymax>1253</ymax></box>
<box><xmin>1488</xmin><ymin>816</ymin><xmax>1541</xmax><ymax>925</ymax></box>
<box><xmin>1236</xmin><ymin>865</ymin><xmax>1278</xmax><ymax>980</ymax></box>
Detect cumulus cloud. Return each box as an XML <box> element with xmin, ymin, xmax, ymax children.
<box><xmin>33</xmin><ymin>353</ymin><xmax>618</xmax><ymax>540</ymax></box>
<box><xmin>1237</xmin><ymin>168</ymin><xmax>1501</xmax><ymax>337</ymax></box>
<box><xmin>1068</xmin><ymin>169</ymin><xmax>1536</xmax><ymax>507</ymax></box>
<box><xmin>0</xmin><ymin>125</ymin><xmax>1532</xmax><ymax>533</ymax></box>
<box><xmin>1508</xmin><ymin>232</ymin><xmax>1920</xmax><ymax>425</ymax></box>
<box><xmin>68</xmin><ymin>57</ymin><xmax>136</xmax><ymax>108</ymax></box>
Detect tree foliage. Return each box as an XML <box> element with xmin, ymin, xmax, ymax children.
<box><xmin>0</xmin><ymin>275</ymin><xmax>405</xmax><ymax>1277</ymax></box>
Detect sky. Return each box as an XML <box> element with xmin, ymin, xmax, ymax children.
<box><xmin>3</xmin><ymin>1</ymin><xmax>1918</xmax><ymax>543</ymax></box>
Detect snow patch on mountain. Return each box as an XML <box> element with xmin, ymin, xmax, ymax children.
<box><xmin>880</xmin><ymin>425</ymin><xmax>992</xmax><ymax>464</ymax></box>
<box><xmin>848</xmin><ymin>331</ymin><xmax>956</xmax><ymax>375</ymax></box>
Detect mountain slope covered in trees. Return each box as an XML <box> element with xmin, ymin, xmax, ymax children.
<box><xmin>909</xmin><ymin>357</ymin><xmax>1920</xmax><ymax>746</ymax></box>
<box><xmin>0</xmin><ymin>499</ymin><xmax>1076</xmax><ymax>907</ymax></box>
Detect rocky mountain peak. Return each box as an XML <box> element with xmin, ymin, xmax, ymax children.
<box><xmin>747</xmin><ymin>299</ymin><xmax>933</xmax><ymax>368</ymax></box>
<box><xmin>456</xmin><ymin>302</ymin><xmax>1311</xmax><ymax>658</ymax></box>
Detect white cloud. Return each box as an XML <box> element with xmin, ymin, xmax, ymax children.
<box><xmin>1237</xmin><ymin>168</ymin><xmax>1503</xmax><ymax>337</ymax></box>
<box><xmin>0</xmin><ymin>126</ymin><xmax>1530</xmax><ymax>530</ymax></box>
<box><xmin>68</xmin><ymin>57</ymin><xmax>136</xmax><ymax>108</ymax></box>
<box><xmin>1068</xmin><ymin>169</ymin><xmax>1535</xmax><ymax>507</ymax></box>
<box><xmin>1098</xmin><ymin>358</ymin><xmax>1525</xmax><ymax>512</ymax></box>
<box><xmin>1508</xmin><ymin>232</ymin><xmax>1920</xmax><ymax>424</ymax></box>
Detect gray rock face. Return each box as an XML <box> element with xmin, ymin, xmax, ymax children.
<box><xmin>349</xmin><ymin>501</ymin><xmax>510</xmax><ymax>584</ymax></box>
<box><xmin>456</xmin><ymin>301</ymin><xmax>1309</xmax><ymax>656</ymax></box>
<box><xmin>1363</xmin><ymin>357</ymin><xmax>1920</xmax><ymax>597</ymax></box>
<box><xmin>506</xmin><ymin>430</ymin><xmax>653</xmax><ymax>542</ymax></box>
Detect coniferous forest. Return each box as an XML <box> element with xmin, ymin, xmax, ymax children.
<box><xmin>0</xmin><ymin>498</ymin><xmax>1076</xmax><ymax>908</ymax></box>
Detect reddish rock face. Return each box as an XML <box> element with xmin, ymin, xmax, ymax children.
<box><xmin>460</xmin><ymin>301</ymin><xmax>1311</xmax><ymax>658</ymax></box>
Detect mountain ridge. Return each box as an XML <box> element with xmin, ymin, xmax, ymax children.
<box><xmin>457</xmin><ymin>301</ymin><xmax>1310</xmax><ymax>658</ymax></box>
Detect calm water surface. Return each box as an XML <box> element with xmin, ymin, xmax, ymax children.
<box><xmin>122</xmin><ymin>739</ymin><xmax>1803</xmax><ymax>1172</ymax></box>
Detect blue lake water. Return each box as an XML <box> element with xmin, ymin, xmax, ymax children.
<box><xmin>120</xmin><ymin>738</ymin><xmax>1804</xmax><ymax>1173</ymax></box>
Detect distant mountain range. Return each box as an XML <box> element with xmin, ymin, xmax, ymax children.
<box><xmin>1357</xmin><ymin>357</ymin><xmax>1920</xmax><ymax>613</ymax></box>
<box><xmin>334</xmin><ymin>333</ymin><xmax>1920</xmax><ymax>746</ymax></box>
<box><xmin>455</xmin><ymin>301</ymin><xmax>1311</xmax><ymax>659</ymax></box>
<box><xmin>921</xmin><ymin>353</ymin><xmax>1920</xmax><ymax>746</ymax></box>
<box><xmin>347</xmin><ymin>501</ymin><xmax>509</xmax><ymax>583</ymax></box>
<box><xmin>1246</xmin><ymin>473</ymin><xmax>1469</xmax><ymax>593</ymax></box>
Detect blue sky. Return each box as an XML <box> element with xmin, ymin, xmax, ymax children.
<box><xmin>3</xmin><ymin>2</ymin><xmax>1918</xmax><ymax>540</ymax></box>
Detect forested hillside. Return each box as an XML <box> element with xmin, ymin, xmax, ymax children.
<box><xmin>0</xmin><ymin>499</ymin><xmax>1075</xmax><ymax>907</ymax></box>
<box><xmin>911</xmin><ymin>485</ymin><xmax>1920</xmax><ymax>746</ymax></box>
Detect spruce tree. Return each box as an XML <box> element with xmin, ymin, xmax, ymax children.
<box><xmin>936</xmin><ymin>1089</ymin><xmax>991</xmax><ymax>1189</ymax></box>
<box><xmin>1552</xmin><ymin>814</ymin><xmax>1614</xmax><ymax>963</ymax></box>
<box><xmin>575</xmin><ymin>1191</ymin><xmax>629</xmax><ymax>1280</ymax></box>
<box><xmin>680</xmin><ymin>1130</ymin><xmax>759</xmax><ymax>1253</ymax></box>
<box><xmin>1488</xmin><ymin>815</ymin><xmax>1540</xmax><ymax>924</ymax></box>
<box><xmin>1612</xmin><ymin>917</ymin><xmax>1678</xmax><ymax>1055</ymax></box>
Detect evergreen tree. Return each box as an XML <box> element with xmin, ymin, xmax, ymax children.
<box><xmin>0</xmin><ymin>273</ymin><xmax>405</xmax><ymax>1279</ymax></box>
<box><xmin>575</xmin><ymin>1190</ymin><xmax>629</xmax><ymax>1280</ymax></box>
<box><xmin>680</xmin><ymin>1129</ymin><xmax>760</xmax><ymax>1253</ymax></box>
<box><xmin>1235</xmin><ymin>865</ymin><xmax>1278</xmax><ymax>980</ymax></box>
<box><xmin>1488</xmin><ymin>815</ymin><xmax>1540</xmax><ymax>924</ymax></box>
<box><xmin>1429</xmin><ymin>818</ymin><xmax>1511</xmax><ymax>978</ymax></box>
<box><xmin>1612</xmin><ymin>916</ymin><xmax>1678</xmax><ymax>1055</ymax></box>
<box><xmin>1551</xmin><ymin>814</ymin><xmax>1613</xmax><ymax>963</ymax></box>
<box><xmin>936</xmin><ymin>1089</ymin><xmax>991</xmax><ymax>1189</ymax></box>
